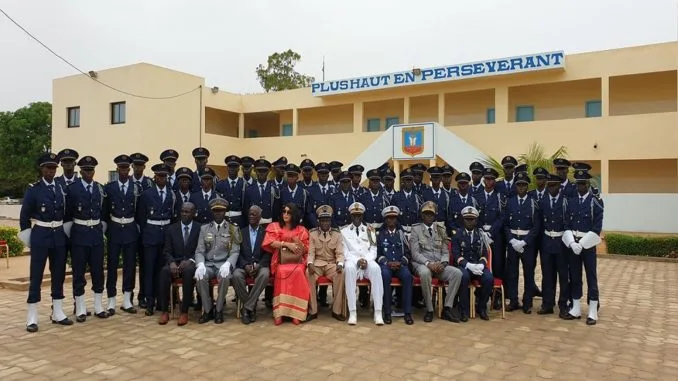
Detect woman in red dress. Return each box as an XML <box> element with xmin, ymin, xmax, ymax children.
<box><xmin>262</xmin><ymin>203</ymin><xmax>310</xmax><ymax>325</ymax></box>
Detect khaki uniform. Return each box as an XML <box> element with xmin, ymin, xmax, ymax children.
<box><xmin>307</xmin><ymin>228</ymin><xmax>346</xmax><ymax>316</ymax></box>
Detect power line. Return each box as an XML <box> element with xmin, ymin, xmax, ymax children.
<box><xmin>0</xmin><ymin>8</ymin><xmax>201</xmax><ymax>100</ymax></box>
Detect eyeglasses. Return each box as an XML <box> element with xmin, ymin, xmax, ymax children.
<box><xmin>282</xmin><ymin>209</ymin><xmax>291</xmax><ymax>215</ymax></box>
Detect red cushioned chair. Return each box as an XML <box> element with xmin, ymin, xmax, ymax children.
<box><xmin>469</xmin><ymin>245</ymin><xmax>505</xmax><ymax>319</ymax></box>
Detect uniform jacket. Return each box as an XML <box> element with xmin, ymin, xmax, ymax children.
<box><xmin>566</xmin><ymin>192</ymin><xmax>604</xmax><ymax>236</ymax></box>
<box><xmin>341</xmin><ymin>223</ymin><xmax>377</xmax><ymax>264</ymax></box>
<box><xmin>446</xmin><ymin>192</ymin><xmax>477</xmax><ymax>235</ymax></box>
<box><xmin>351</xmin><ymin>185</ymin><xmax>368</xmax><ymax>199</ymax></box>
<box><xmin>495</xmin><ymin>178</ymin><xmax>517</xmax><ymax>198</ymax></box>
<box><xmin>163</xmin><ymin>221</ymin><xmax>200</xmax><ymax>264</ymax></box>
<box><xmin>422</xmin><ymin>187</ymin><xmax>449</xmax><ymax>223</ymax></box>
<box><xmin>409</xmin><ymin>222</ymin><xmax>451</xmax><ymax>265</ymax></box>
<box><xmin>390</xmin><ymin>190</ymin><xmax>423</xmax><ymax>227</ymax></box>
<box><xmin>413</xmin><ymin>182</ymin><xmax>429</xmax><ymax>197</ymax></box>
<box><xmin>504</xmin><ymin>195</ymin><xmax>541</xmax><ymax>248</ymax></box>
<box><xmin>102</xmin><ymin>179</ymin><xmax>140</xmax><ymax>245</ymax></box>
<box><xmin>65</xmin><ymin>180</ymin><xmax>104</xmax><ymax>247</ymax></box>
<box><xmin>329</xmin><ymin>190</ymin><xmax>356</xmax><ymax>228</ymax></box>
<box><xmin>131</xmin><ymin>175</ymin><xmax>154</xmax><ymax>191</ymax></box>
<box><xmin>306</xmin><ymin>182</ymin><xmax>336</xmax><ymax>215</ymax></box>
<box><xmin>451</xmin><ymin>228</ymin><xmax>489</xmax><ymax>267</ymax></box>
<box><xmin>19</xmin><ymin>179</ymin><xmax>67</xmax><ymax>248</ymax></box>
<box><xmin>560</xmin><ymin>180</ymin><xmax>577</xmax><ymax>199</ymax></box>
<box><xmin>470</xmin><ymin>182</ymin><xmax>485</xmax><ymax>196</ymax></box>
<box><xmin>308</xmin><ymin>227</ymin><xmax>345</xmax><ymax>266</ymax></box>
<box><xmin>528</xmin><ymin>188</ymin><xmax>548</xmax><ymax>203</ymax></box>
<box><xmin>243</xmin><ymin>181</ymin><xmax>280</xmax><ymax>222</ymax></box>
<box><xmin>359</xmin><ymin>189</ymin><xmax>390</xmax><ymax>225</ymax></box>
<box><xmin>237</xmin><ymin>224</ymin><xmax>269</xmax><ymax>269</ymax></box>
<box><xmin>55</xmin><ymin>174</ymin><xmax>79</xmax><ymax>189</ymax></box>
<box><xmin>195</xmin><ymin>220</ymin><xmax>241</xmax><ymax>269</ymax></box>
<box><xmin>136</xmin><ymin>186</ymin><xmax>178</xmax><ymax>246</ymax></box>
<box><xmin>189</xmin><ymin>189</ymin><xmax>220</xmax><ymax>224</ymax></box>
<box><xmin>538</xmin><ymin>193</ymin><xmax>568</xmax><ymax>254</ymax></box>
<box><xmin>280</xmin><ymin>185</ymin><xmax>317</xmax><ymax>228</ymax></box>
<box><xmin>216</xmin><ymin>177</ymin><xmax>247</xmax><ymax>213</ymax></box>
<box><xmin>376</xmin><ymin>226</ymin><xmax>410</xmax><ymax>266</ymax></box>
<box><xmin>476</xmin><ymin>190</ymin><xmax>505</xmax><ymax>240</ymax></box>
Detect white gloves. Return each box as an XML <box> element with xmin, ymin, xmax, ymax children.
<box><xmin>63</xmin><ymin>222</ymin><xmax>73</xmax><ymax>238</ymax></box>
<box><xmin>18</xmin><ymin>228</ymin><xmax>31</xmax><ymax>248</ymax></box>
<box><xmin>219</xmin><ymin>262</ymin><xmax>231</xmax><ymax>278</ymax></box>
<box><xmin>465</xmin><ymin>262</ymin><xmax>474</xmax><ymax>271</ymax></box>
<box><xmin>465</xmin><ymin>263</ymin><xmax>485</xmax><ymax>276</ymax></box>
<box><xmin>101</xmin><ymin>222</ymin><xmax>107</xmax><ymax>234</ymax></box>
<box><xmin>510</xmin><ymin>239</ymin><xmax>526</xmax><ymax>253</ymax></box>
<box><xmin>195</xmin><ymin>262</ymin><xmax>206</xmax><ymax>280</ymax></box>
<box><xmin>570</xmin><ymin>242</ymin><xmax>583</xmax><ymax>255</ymax></box>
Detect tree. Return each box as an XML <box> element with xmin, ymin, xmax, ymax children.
<box><xmin>0</xmin><ymin>102</ymin><xmax>52</xmax><ymax>197</ymax></box>
<box><xmin>256</xmin><ymin>49</ymin><xmax>315</xmax><ymax>92</ymax></box>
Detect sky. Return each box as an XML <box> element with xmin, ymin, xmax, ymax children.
<box><xmin>1</xmin><ymin>0</ymin><xmax>677</xmax><ymax>111</ymax></box>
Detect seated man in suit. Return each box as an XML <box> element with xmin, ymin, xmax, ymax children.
<box><xmin>232</xmin><ymin>205</ymin><xmax>270</xmax><ymax>325</ymax></box>
<box><xmin>195</xmin><ymin>198</ymin><xmax>241</xmax><ymax>324</ymax></box>
<box><xmin>157</xmin><ymin>202</ymin><xmax>200</xmax><ymax>326</ymax></box>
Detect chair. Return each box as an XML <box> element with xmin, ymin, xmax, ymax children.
<box><xmin>0</xmin><ymin>240</ymin><xmax>9</xmax><ymax>269</ymax></box>
<box><xmin>169</xmin><ymin>277</ymin><xmax>218</xmax><ymax>318</ymax></box>
<box><xmin>235</xmin><ymin>277</ymin><xmax>274</xmax><ymax>318</ymax></box>
<box><xmin>469</xmin><ymin>246</ymin><xmax>505</xmax><ymax>319</ymax></box>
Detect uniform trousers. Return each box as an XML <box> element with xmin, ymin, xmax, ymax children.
<box><xmin>142</xmin><ymin>244</ymin><xmax>165</xmax><ymax>309</ymax></box>
<box><xmin>197</xmin><ymin>265</ymin><xmax>231</xmax><ymax>313</ymax></box>
<box><xmin>506</xmin><ymin>244</ymin><xmax>536</xmax><ymax>307</ymax></box>
<box><xmin>71</xmin><ymin>244</ymin><xmax>105</xmax><ymax>297</ymax></box>
<box><xmin>569</xmin><ymin>247</ymin><xmax>599</xmax><ymax>301</ymax></box>
<box><xmin>540</xmin><ymin>242</ymin><xmax>570</xmax><ymax>311</ymax></box>
<box><xmin>459</xmin><ymin>267</ymin><xmax>493</xmax><ymax>315</ymax></box>
<box><xmin>157</xmin><ymin>262</ymin><xmax>195</xmax><ymax>313</ymax></box>
<box><xmin>106</xmin><ymin>240</ymin><xmax>137</xmax><ymax>297</ymax></box>
<box><xmin>307</xmin><ymin>264</ymin><xmax>345</xmax><ymax>316</ymax></box>
<box><xmin>28</xmin><ymin>245</ymin><xmax>66</xmax><ymax>303</ymax></box>
<box><xmin>232</xmin><ymin>267</ymin><xmax>270</xmax><ymax>312</ymax></box>
<box><xmin>136</xmin><ymin>241</ymin><xmax>146</xmax><ymax>303</ymax></box>
<box><xmin>381</xmin><ymin>265</ymin><xmax>412</xmax><ymax>314</ymax></box>
<box><xmin>414</xmin><ymin>264</ymin><xmax>462</xmax><ymax>312</ymax></box>
<box><xmin>344</xmin><ymin>260</ymin><xmax>383</xmax><ymax>312</ymax></box>
<box><xmin>490</xmin><ymin>235</ymin><xmax>505</xmax><ymax>282</ymax></box>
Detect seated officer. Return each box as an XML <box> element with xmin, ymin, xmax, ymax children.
<box><xmin>453</xmin><ymin>206</ymin><xmax>493</xmax><ymax>321</ymax></box>
<box><xmin>377</xmin><ymin>205</ymin><xmax>414</xmax><ymax>325</ymax></box>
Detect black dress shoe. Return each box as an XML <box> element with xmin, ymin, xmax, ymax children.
<box><xmin>534</xmin><ymin>288</ymin><xmax>543</xmax><ymax>298</ymax></box>
<box><xmin>404</xmin><ymin>313</ymin><xmax>414</xmax><ymax>325</ymax></box>
<box><xmin>240</xmin><ymin>309</ymin><xmax>251</xmax><ymax>325</ymax></box>
<box><xmin>198</xmin><ymin>312</ymin><xmax>212</xmax><ymax>324</ymax></box>
<box><xmin>444</xmin><ymin>307</ymin><xmax>460</xmax><ymax>323</ymax></box>
<box><xmin>305</xmin><ymin>313</ymin><xmax>318</xmax><ymax>322</ymax></box>
<box><xmin>383</xmin><ymin>313</ymin><xmax>392</xmax><ymax>325</ymax></box>
<box><xmin>95</xmin><ymin>311</ymin><xmax>109</xmax><ymax>319</ymax></box>
<box><xmin>558</xmin><ymin>311</ymin><xmax>569</xmax><ymax>319</ymax></box>
<box><xmin>424</xmin><ymin>311</ymin><xmax>433</xmax><ymax>323</ymax></box>
<box><xmin>506</xmin><ymin>302</ymin><xmax>522</xmax><ymax>312</ymax></box>
<box><xmin>107</xmin><ymin>308</ymin><xmax>116</xmax><ymax>316</ymax></box>
<box><xmin>214</xmin><ymin>311</ymin><xmax>224</xmax><ymax>324</ymax></box>
<box><xmin>563</xmin><ymin>313</ymin><xmax>581</xmax><ymax>320</ymax></box>
<box><xmin>537</xmin><ymin>307</ymin><xmax>554</xmax><ymax>315</ymax></box>
<box><xmin>586</xmin><ymin>317</ymin><xmax>597</xmax><ymax>326</ymax></box>
<box><xmin>460</xmin><ymin>311</ymin><xmax>469</xmax><ymax>322</ymax></box>
<box><xmin>250</xmin><ymin>310</ymin><xmax>257</xmax><ymax>322</ymax></box>
<box><xmin>138</xmin><ymin>300</ymin><xmax>148</xmax><ymax>309</ymax></box>
<box><xmin>522</xmin><ymin>306</ymin><xmax>532</xmax><ymax>315</ymax></box>
<box><xmin>76</xmin><ymin>314</ymin><xmax>87</xmax><ymax>323</ymax></box>
<box><xmin>120</xmin><ymin>306</ymin><xmax>137</xmax><ymax>314</ymax></box>
<box><xmin>144</xmin><ymin>308</ymin><xmax>154</xmax><ymax>317</ymax></box>
<box><xmin>26</xmin><ymin>324</ymin><xmax>38</xmax><ymax>333</ymax></box>
<box><xmin>52</xmin><ymin>317</ymin><xmax>74</xmax><ymax>326</ymax></box>
<box><xmin>478</xmin><ymin>310</ymin><xmax>490</xmax><ymax>321</ymax></box>
<box><xmin>331</xmin><ymin>312</ymin><xmax>345</xmax><ymax>321</ymax></box>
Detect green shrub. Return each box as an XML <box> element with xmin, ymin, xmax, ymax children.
<box><xmin>606</xmin><ymin>233</ymin><xmax>678</xmax><ymax>257</ymax></box>
<box><xmin>0</xmin><ymin>226</ymin><xmax>25</xmax><ymax>256</ymax></box>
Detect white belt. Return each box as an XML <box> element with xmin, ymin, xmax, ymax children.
<box><xmin>74</xmin><ymin>218</ymin><xmax>100</xmax><ymax>227</ymax></box>
<box><xmin>111</xmin><ymin>216</ymin><xmax>135</xmax><ymax>224</ymax></box>
<box><xmin>147</xmin><ymin>219</ymin><xmax>170</xmax><ymax>226</ymax></box>
<box><xmin>34</xmin><ymin>220</ymin><xmax>63</xmax><ymax>228</ymax></box>
<box><xmin>510</xmin><ymin>229</ymin><xmax>530</xmax><ymax>236</ymax></box>
<box><xmin>574</xmin><ymin>231</ymin><xmax>587</xmax><ymax>238</ymax></box>
<box><xmin>226</xmin><ymin>211</ymin><xmax>242</xmax><ymax>217</ymax></box>
<box><xmin>260</xmin><ymin>218</ymin><xmax>272</xmax><ymax>224</ymax></box>
<box><xmin>544</xmin><ymin>230</ymin><xmax>564</xmax><ymax>238</ymax></box>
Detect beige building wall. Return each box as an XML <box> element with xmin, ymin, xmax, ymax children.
<box><xmin>508</xmin><ymin>79</ymin><xmax>601</xmax><ymax>121</ymax></box>
<box><xmin>409</xmin><ymin>95</ymin><xmax>438</xmax><ymax>123</ymax></box>
<box><xmin>363</xmin><ymin>99</ymin><xmax>404</xmax><ymax>131</ymax></box>
<box><xmin>297</xmin><ymin>104</ymin><xmax>353</xmax><ymax>135</ymax></box>
<box><xmin>444</xmin><ymin>89</ymin><xmax>495</xmax><ymax>126</ymax></box>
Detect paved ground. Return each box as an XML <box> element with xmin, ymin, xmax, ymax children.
<box><xmin>0</xmin><ymin>257</ymin><xmax>677</xmax><ymax>381</ymax></box>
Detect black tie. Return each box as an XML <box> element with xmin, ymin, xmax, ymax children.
<box><xmin>355</xmin><ymin>228</ymin><xmax>359</xmax><ymax>237</ymax></box>
<box><xmin>345</xmin><ymin>195</ymin><xmax>349</xmax><ymax>204</ymax></box>
<box><xmin>259</xmin><ymin>184</ymin><xmax>264</xmax><ymax>197</ymax></box>
<box><xmin>231</xmin><ymin>180</ymin><xmax>236</xmax><ymax>188</ymax></box>
<box><xmin>86</xmin><ymin>184</ymin><xmax>92</xmax><ymax>194</ymax></box>
<box><xmin>183</xmin><ymin>226</ymin><xmax>189</xmax><ymax>245</ymax></box>
<box><xmin>159</xmin><ymin>190</ymin><xmax>164</xmax><ymax>202</ymax></box>
<box><xmin>204</xmin><ymin>194</ymin><xmax>209</xmax><ymax>202</ymax></box>
<box><xmin>579</xmin><ymin>197</ymin><xmax>584</xmax><ymax>205</ymax></box>
<box><xmin>323</xmin><ymin>231</ymin><xmax>327</xmax><ymax>239</ymax></box>
<box><xmin>428</xmin><ymin>227</ymin><xmax>433</xmax><ymax>237</ymax></box>
<box><xmin>136</xmin><ymin>181</ymin><xmax>141</xmax><ymax>189</ymax></box>
<box><xmin>551</xmin><ymin>198</ymin><xmax>555</xmax><ymax>209</ymax></box>
<box><xmin>322</xmin><ymin>187</ymin><xmax>326</xmax><ymax>196</ymax></box>
<box><xmin>48</xmin><ymin>184</ymin><xmax>55</xmax><ymax>195</ymax></box>
<box><xmin>66</xmin><ymin>180</ymin><xmax>73</xmax><ymax>186</ymax></box>
<box><xmin>519</xmin><ymin>199</ymin><xmax>524</xmax><ymax>206</ymax></box>
<box><xmin>461</xmin><ymin>197</ymin><xmax>466</xmax><ymax>204</ymax></box>
<box><xmin>538</xmin><ymin>193</ymin><xmax>542</xmax><ymax>201</ymax></box>
<box><xmin>121</xmin><ymin>184</ymin><xmax>126</xmax><ymax>194</ymax></box>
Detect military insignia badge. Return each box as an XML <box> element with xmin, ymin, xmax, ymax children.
<box><xmin>402</xmin><ymin>126</ymin><xmax>424</xmax><ymax>157</ymax></box>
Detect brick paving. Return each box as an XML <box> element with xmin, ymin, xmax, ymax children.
<box><xmin>0</xmin><ymin>257</ymin><xmax>677</xmax><ymax>380</ymax></box>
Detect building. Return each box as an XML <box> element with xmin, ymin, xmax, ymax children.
<box><xmin>52</xmin><ymin>42</ymin><xmax>678</xmax><ymax>233</ymax></box>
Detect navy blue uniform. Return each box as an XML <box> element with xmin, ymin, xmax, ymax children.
<box><xmin>131</xmin><ymin>175</ymin><xmax>154</xmax><ymax>191</ymax></box>
<box><xmin>566</xmin><ymin>192</ymin><xmax>604</xmax><ymax>303</ymax></box>
<box><xmin>452</xmin><ymin>228</ymin><xmax>493</xmax><ymax>316</ymax></box>
<box><xmin>300</xmin><ymin>180</ymin><xmax>317</xmax><ymax>190</ymax></box>
<box><xmin>20</xmin><ymin>180</ymin><xmax>68</xmax><ymax>303</ymax></box>
<box><xmin>268</xmin><ymin>178</ymin><xmax>286</xmax><ymax>190</ymax></box>
<box><xmin>216</xmin><ymin>177</ymin><xmax>247</xmax><ymax>227</ymax></box>
<box><xmin>537</xmin><ymin>193</ymin><xmax>570</xmax><ymax>312</ymax></box>
<box><xmin>528</xmin><ymin>188</ymin><xmax>548</xmax><ymax>294</ymax></box>
<box><xmin>470</xmin><ymin>183</ymin><xmax>484</xmax><ymax>196</ymax></box>
<box><xmin>390</xmin><ymin>191</ymin><xmax>422</xmax><ymax>229</ymax></box>
<box><xmin>190</xmin><ymin>170</ymin><xmax>219</xmax><ymax>193</ymax></box>
<box><xmin>495</xmin><ymin>178</ymin><xmax>516</xmax><ymax>198</ymax></box>
<box><xmin>65</xmin><ymin>181</ymin><xmax>105</xmax><ymax>297</ymax></box>
<box><xmin>329</xmin><ymin>190</ymin><xmax>356</xmax><ymax>228</ymax></box>
<box><xmin>377</xmin><ymin>227</ymin><xmax>412</xmax><ymax>315</ymax></box>
<box><xmin>412</xmin><ymin>182</ymin><xmax>429</xmax><ymax>197</ymax></box>
<box><xmin>176</xmin><ymin>189</ymin><xmax>192</xmax><ymax>205</ymax></box>
<box><xmin>476</xmin><ymin>190</ymin><xmax>506</xmax><ymax>281</ymax></box>
<box><xmin>422</xmin><ymin>187</ymin><xmax>449</xmax><ymax>224</ymax></box>
<box><xmin>446</xmin><ymin>193</ymin><xmax>477</xmax><ymax>236</ymax></box>
<box><xmin>130</xmin><ymin>174</ymin><xmax>154</xmax><ymax>304</ymax></box>
<box><xmin>383</xmin><ymin>189</ymin><xmax>395</xmax><ymax>204</ymax></box>
<box><xmin>189</xmin><ymin>189</ymin><xmax>220</xmax><ymax>224</ymax></box>
<box><xmin>55</xmin><ymin>174</ymin><xmax>79</xmax><ymax>189</ymax></box>
<box><xmin>280</xmin><ymin>185</ymin><xmax>317</xmax><ymax>228</ymax></box>
<box><xmin>306</xmin><ymin>183</ymin><xmax>335</xmax><ymax>216</ymax></box>
<box><xmin>136</xmin><ymin>186</ymin><xmax>178</xmax><ymax>309</ymax></box>
<box><xmin>243</xmin><ymin>181</ymin><xmax>281</xmax><ymax>224</ymax></box>
<box><xmin>351</xmin><ymin>185</ymin><xmax>368</xmax><ymax>200</ymax></box>
<box><xmin>360</xmin><ymin>190</ymin><xmax>390</xmax><ymax>226</ymax></box>
<box><xmin>560</xmin><ymin>180</ymin><xmax>577</xmax><ymax>199</ymax></box>
<box><xmin>102</xmin><ymin>180</ymin><xmax>140</xmax><ymax>298</ymax></box>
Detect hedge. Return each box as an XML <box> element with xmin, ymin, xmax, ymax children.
<box><xmin>0</xmin><ymin>226</ymin><xmax>25</xmax><ymax>256</ymax></box>
<box><xmin>605</xmin><ymin>233</ymin><xmax>678</xmax><ymax>257</ymax></box>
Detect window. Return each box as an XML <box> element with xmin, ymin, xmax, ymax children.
<box><xmin>366</xmin><ymin>118</ymin><xmax>381</xmax><ymax>132</ymax></box>
<box><xmin>586</xmin><ymin>100</ymin><xmax>602</xmax><ymax>118</ymax></box>
<box><xmin>486</xmin><ymin>108</ymin><xmax>495</xmax><ymax>124</ymax></box>
<box><xmin>111</xmin><ymin>102</ymin><xmax>126</xmax><ymax>124</ymax></box>
<box><xmin>281</xmin><ymin>124</ymin><xmax>293</xmax><ymax>136</ymax></box>
<box><xmin>247</xmin><ymin>129</ymin><xmax>258</xmax><ymax>138</ymax></box>
<box><xmin>515</xmin><ymin>106</ymin><xmax>534</xmax><ymax>122</ymax></box>
<box><xmin>108</xmin><ymin>171</ymin><xmax>119</xmax><ymax>183</ymax></box>
<box><xmin>385</xmin><ymin>117</ymin><xmax>399</xmax><ymax>129</ymax></box>
<box><xmin>67</xmin><ymin>106</ymin><xmax>80</xmax><ymax>128</ymax></box>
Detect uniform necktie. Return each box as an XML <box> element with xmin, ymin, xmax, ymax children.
<box><xmin>260</xmin><ymin>184</ymin><xmax>265</xmax><ymax>197</ymax></box>
<box><xmin>321</xmin><ymin>187</ymin><xmax>326</xmax><ymax>196</ymax></box>
<box><xmin>537</xmin><ymin>192</ymin><xmax>542</xmax><ymax>201</ymax></box>
<box><xmin>216</xmin><ymin>223</ymin><xmax>220</xmax><ymax>232</ymax></box>
<box><xmin>345</xmin><ymin>194</ymin><xmax>349</xmax><ymax>203</ymax></box>
<box><xmin>461</xmin><ymin>196</ymin><xmax>467</xmax><ymax>204</ymax></box>
<box><xmin>231</xmin><ymin>180</ymin><xmax>236</xmax><ymax>188</ymax></box>
<box><xmin>428</xmin><ymin>227</ymin><xmax>433</xmax><ymax>237</ymax></box>
<box><xmin>135</xmin><ymin>181</ymin><xmax>141</xmax><ymax>189</ymax></box>
<box><xmin>121</xmin><ymin>184</ymin><xmax>126</xmax><ymax>194</ymax></box>
<box><xmin>159</xmin><ymin>190</ymin><xmax>165</xmax><ymax>202</ymax></box>
<box><xmin>48</xmin><ymin>184</ymin><xmax>55</xmax><ymax>195</ymax></box>
<box><xmin>323</xmin><ymin>231</ymin><xmax>327</xmax><ymax>239</ymax></box>
<box><xmin>519</xmin><ymin>198</ymin><xmax>524</xmax><ymax>206</ymax></box>
<box><xmin>86</xmin><ymin>184</ymin><xmax>92</xmax><ymax>194</ymax></box>
<box><xmin>66</xmin><ymin>180</ymin><xmax>73</xmax><ymax>185</ymax></box>
<box><xmin>183</xmin><ymin>226</ymin><xmax>189</xmax><ymax>245</ymax></box>
<box><xmin>355</xmin><ymin>228</ymin><xmax>359</xmax><ymax>237</ymax></box>
<box><xmin>551</xmin><ymin>197</ymin><xmax>555</xmax><ymax>209</ymax></box>
<box><xmin>204</xmin><ymin>194</ymin><xmax>209</xmax><ymax>202</ymax></box>
<box><xmin>579</xmin><ymin>196</ymin><xmax>584</xmax><ymax>205</ymax></box>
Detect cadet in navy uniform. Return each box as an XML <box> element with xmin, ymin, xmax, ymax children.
<box><xmin>241</xmin><ymin>156</ymin><xmax>255</xmax><ymax>186</ymax></box>
<box><xmin>190</xmin><ymin>147</ymin><xmax>211</xmax><ymax>193</ymax></box>
<box><xmin>216</xmin><ymin>155</ymin><xmax>247</xmax><ymax>227</ymax></box>
<box><xmin>390</xmin><ymin>168</ymin><xmax>422</xmax><ymax>232</ymax></box>
<box><xmin>348</xmin><ymin>164</ymin><xmax>368</xmax><ymax>199</ymax></box>
<box><xmin>328</xmin><ymin>171</ymin><xmax>356</xmax><ymax>228</ymax></box>
<box><xmin>102</xmin><ymin>155</ymin><xmax>140</xmax><ymax>315</ymax></box>
<box><xmin>300</xmin><ymin>159</ymin><xmax>316</xmax><ymax>189</ymax></box>
<box><xmin>328</xmin><ymin>160</ymin><xmax>343</xmax><ymax>187</ymax></box>
<box><xmin>562</xmin><ymin>167</ymin><xmax>604</xmax><ymax>325</ymax></box>
<box><xmin>174</xmin><ymin>167</ymin><xmax>193</xmax><ymax>204</ymax></box>
<box><xmin>306</xmin><ymin>162</ymin><xmax>335</xmax><ymax>213</ymax></box>
<box><xmin>441</xmin><ymin>164</ymin><xmax>456</xmax><ymax>195</ymax></box>
<box><xmin>495</xmin><ymin>155</ymin><xmax>518</xmax><ymax>197</ymax></box>
<box><xmin>19</xmin><ymin>152</ymin><xmax>73</xmax><ymax>333</ymax></box>
<box><xmin>423</xmin><ymin>166</ymin><xmax>449</xmax><ymax>224</ymax></box>
<box><xmin>476</xmin><ymin>168</ymin><xmax>506</xmax><ymax>310</ymax></box>
<box><xmin>190</xmin><ymin>167</ymin><xmax>220</xmax><ymax>224</ymax></box>
<box><xmin>243</xmin><ymin>159</ymin><xmax>280</xmax><ymax>225</ymax></box>
<box><xmin>469</xmin><ymin>162</ymin><xmax>485</xmax><ymax>196</ymax></box>
<box><xmin>504</xmin><ymin>172</ymin><xmax>541</xmax><ymax>313</ymax></box>
<box><xmin>446</xmin><ymin>172</ymin><xmax>477</xmax><ymax>236</ymax></box>
<box><xmin>382</xmin><ymin>168</ymin><xmax>396</xmax><ymax>202</ymax></box>
<box><xmin>453</xmin><ymin>206</ymin><xmax>493</xmax><ymax>321</ymax></box>
<box><xmin>55</xmin><ymin>148</ymin><xmax>79</xmax><ymax>188</ymax></box>
<box><xmin>136</xmin><ymin>163</ymin><xmax>178</xmax><ymax>316</ymax></box>
<box><xmin>411</xmin><ymin>163</ymin><xmax>429</xmax><ymax>196</ymax></box>
<box><xmin>280</xmin><ymin>163</ymin><xmax>317</xmax><ymax>228</ymax></box>
<box><xmin>360</xmin><ymin>169</ymin><xmax>389</xmax><ymax>228</ymax></box>
<box><xmin>64</xmin><ymin>156</ymin><xmax>108</xmax><ymax>321</ymax></box>
<box><xmin>377</xmin><ymin>205</ymin><xmax>414</xmax><ymax>325</ymax></box>
<box><xmin>528</xmin><ymin>167</ymin><xmax>549</xmax><ymax>299</ymax></box>
<box><xmin>270</xmin><ymin>156</ymin><xmax>288</xmax><ymax>189</ymax></box>
<box><xmin>554</xmin><ymin>158</ymin><xmax>577</xmax><ymax>199</ymax></box>
<box><xmin>160</xmin><ymin>149</ymin><xmax>180</xmax><ymax>191</ymax></box>
<box><xmin>536</xmin><ymin>173</ymin><xmax>571</xmax><ymax>318</ymax></box>
<box><xmin>130</xmin><ymin>152</ymin><xmax>153</xmax><ymax>308</ymax></box>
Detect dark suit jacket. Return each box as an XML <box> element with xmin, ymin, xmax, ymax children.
<box><xmin>237</xmin><ymin>225</ymin><xmax>270</xmax><ymax>269</ymax></box>
<box><xmin>163</xmin><ymin>221</ymin><xmax>200</xmax><ymax>265</ymax></box>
